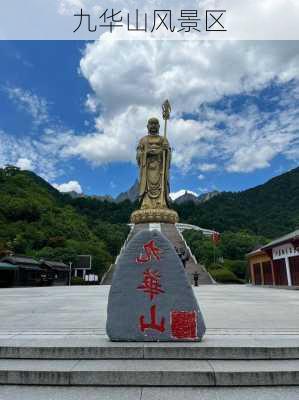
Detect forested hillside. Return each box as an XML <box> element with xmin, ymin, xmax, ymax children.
<box><xmin>174</xmin><ymin>166</ymin><xmax>299</xmax><ymax>238</ymax></box>
<box><xmin>0</xmin><ymin>165</ymin><xmax>298</xmax><ymax>280</ymax></box>
<box><xmin>0</xmin><ymin>167</ymin><xmax>129</xmax><ymax>277</ymax></box>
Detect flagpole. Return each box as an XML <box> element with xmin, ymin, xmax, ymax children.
<box><xmin>212</xmin><ymin>230</ymin><xmax>216</xmax><ymax>265</ymax></box>
<box><xmin>212</xmin><ymin>231</ymin><xmax>220</xmax><ymax>265</ymax></box>
<box><xmin>213</xmin><ymin>240</ymin><xmax>216</xmax><ymax>265</ymax></box>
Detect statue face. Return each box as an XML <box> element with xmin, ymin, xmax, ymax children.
<box><xmin>147</xmin><ymin>118</ymin><xmax>160</xmax><ymax>135</ymax></box>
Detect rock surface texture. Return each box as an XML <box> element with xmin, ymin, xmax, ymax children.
<box><xmin>106</xmin><ymin>229</ymin><xmax>206</xmax><ymax>341</ymax></box>
<box><xmin>101</xmin><ymin>223</ymin><xmax>213</xmax><ymax>285</ymax></box>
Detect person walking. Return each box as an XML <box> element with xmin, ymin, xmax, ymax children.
<box><xmin>193</xmin><ymin>272</ymin><xmax>199</xmax><ymax>286</ymax></box>
<box><xmin>180</xmin><ymin>249</ymin><xmax>189</xmax><ymax>269</ymax></box>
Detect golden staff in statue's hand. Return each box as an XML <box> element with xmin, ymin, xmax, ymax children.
<box><xmin>162</xmin><ymin>99</ymin><xmax>171</xmax><ymax>139</ymax></box>
<box><xmin>161</xmin><ymin>99</ymin><xmax>171</xmax><ymax>207</ymax></box>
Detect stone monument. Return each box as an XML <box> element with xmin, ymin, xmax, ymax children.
<box><xmin>130</xmin><ymin>100</ymin><xmax>179</xmax><ymax>224</ymax></box>
<box><xmin>106</xmin><ymin>229</ymin><xmax>206</xmax><ymax>341</ymax></box>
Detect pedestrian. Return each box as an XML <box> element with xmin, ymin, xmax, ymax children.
<box><xmin>175</xmin><ymin>246</ymin><xmax>182</xmax><ymax>259</ymax></box>
<box><xmin>180</xmin><ymin>249</ymin><xmax>189</xmax><ymax>269</ymax></box>
<box><xmin>193</xmin><ymin>272</ymin><xmax>199</xmax><ymax>286</ymax></box>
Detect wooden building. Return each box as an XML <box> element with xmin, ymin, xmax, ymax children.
<box><xmin>247</xmin><ymin>230</ymin><xmax>299</xmax><ymax>287</ymax></box>
<box><xmin>40</xmin><ymin>260</ymin><xmax>69</xmax><ymax>285</ymax></box>
<box><xmin>0</xmin><ymin>256</ymin><xmax>69</xmax><ymax>287</ymax></box>
<box><xmin>247</xmin><ymin>248</ymin><xmax>274</xmax><ymax>285</ymax></box>
<box><xmin>1</xmin><ymin>256</ymin><xmax>43</xmax><ymax>286</ymax></box>
<box><xmin>0</xmin><ymin>262</ymin><xmax>18</xmax><ymax>287</ymax></box>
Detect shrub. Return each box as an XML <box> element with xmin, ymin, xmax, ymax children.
<box><xmin>207</xmin><ymin>263</ymin><xmax>223</xmax><ymax>271</ymax></box>
<box><xmin>210</xmin><ymin>268</ymin><xmax>243</xmax><ymax>284</ymax></box>
<box><xmin>71</xmin><ymin>277</ymin><xmax>86</xmax><ymax>285</ymax></box>
<box><xmin>223</xmin><ymin>259</ymin><xmax>248</xmax><ymax>279</ymax></box>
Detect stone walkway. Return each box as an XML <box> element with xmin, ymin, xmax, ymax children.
<box><xmin>0</xmin><ymin>285</ymin><xmax>298</xmax><ymax>338</ymax></box>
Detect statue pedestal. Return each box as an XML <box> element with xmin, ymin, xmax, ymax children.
<box><xmin>130</xmin><ymin>208</ymin><xmax>179</xmax><ymax>224</ymax></box>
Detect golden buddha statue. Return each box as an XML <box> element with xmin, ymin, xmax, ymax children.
<box><xmin>130</xmin><ymin>101</ymin><xmax>179</xmax><ymax>224</ymax></box>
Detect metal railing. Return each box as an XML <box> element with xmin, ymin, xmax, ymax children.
<box><xmin>100</xmin><ymin>224</ymin><xmax>134</xmax><ymax>284</ymax></box>
<box><xmin>176</xmin><ymin>223</ymin><xmax>217</xmax><ymax>236</ymax></box>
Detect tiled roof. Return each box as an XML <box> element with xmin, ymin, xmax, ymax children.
<box><xmin>246</xmin><ymin>248</ymin><xmax>264</xmax><ymax>257</ymax></box>
<box><xmin>1</xmin><ymin>256</ymin><xmax>40</xmax><ymax>265</ymax></box>
<box><xmin>262</xmin><ymin>229</ymin><xmax>299</xmax><ymax>250</ymax></box>
<box><xmin>41</xmin><ymin>260</ymin><xmax>68</xmax><ymax>268</ymax></box>
<box><xmin>0</xmin><ymin>262</ymin><xmax>17</xmax><ymax>270</ymax></box>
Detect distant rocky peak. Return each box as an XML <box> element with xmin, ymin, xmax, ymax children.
<box><xmin>173</xmin><ymin>191</ymin><xmax>199</xmax><ymax>205</ymax></box>
<box><xmin>65</xmin><ymin>182</ymin><xmax>219</xmax><ymax>205</ymax></box>
<box><xmin>115</xmin><ymin>179</ymin><xmax>139</xmax><ymax>203</ymax></box>
<box><xmin>174</xmin><ymin>190</ymin><xmax>220</xmax><ymax>205</ymax></box>
<box><xmin>198</xmin><ymin>191</ymin><xmax>220</xmax><ymax>203</ymax></box>
<box><xmin>66</xmin><ymin>191</ymin><xmax>85</xmax><ymax>199</ymax></box>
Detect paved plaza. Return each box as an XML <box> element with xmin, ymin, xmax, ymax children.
<box><xmin>0</xmin><ymin>285</ymin><xmax>298</xmax><ymax>399</ymax></box>
<box><xmin>0</xmin><ymin>284</ymin><xmax>298</xmax><ymax>340</ymax></box>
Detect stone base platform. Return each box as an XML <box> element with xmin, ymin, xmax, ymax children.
<box><xmin>0</xmin><ymin>285</ymin><xmax>298</xmax><ymax>397</ymax></box>
<box><xmin>130</xmin><ymin>208</ymin><xmax>179</xmax><ymax>224</ymax></box>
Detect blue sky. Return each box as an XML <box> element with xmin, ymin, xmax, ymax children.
<box><xmin>0</xmin><ymin>40</ymin><xmax>298</xmax><ymax>198</ymax></box>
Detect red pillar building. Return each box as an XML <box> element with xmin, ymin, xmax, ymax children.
<box><xmin>247</xmin><ymin>249</ymin><xmax>274</xmax><ymax>286</ymax></box>
<box><xmin>247</xmin><ymin>230</ymin><xmax>299</xmax><ymax>287</ymax></box>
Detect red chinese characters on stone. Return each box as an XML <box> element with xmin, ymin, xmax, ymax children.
<box><xmin>136</xmin><ymin>240</ymin><xmax>165</xmax><ymax>334</ymax></box>
<box><xmin>171</xmin><ymin>311</ymin><xmax>197</xmax><ymax>339</ymax></box>
<box><xmin>136</xmin><ymin>240</ymin><xmax>161</xmax><ymax>264</ymax></box>
<box><xmin>139</xmin><ymin>304</ymin><xmax>165</xmax><ymax>333</ymax></box>
<box><xmin>137</xmin><ymin>269</ymin><xmax>165</xmax><ymax>300</ymax></box>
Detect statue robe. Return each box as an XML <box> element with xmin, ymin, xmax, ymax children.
<box><xmin>137</xmin><ymin>134</ymin><xmax>171</xmax><ymax>210</ymax></box>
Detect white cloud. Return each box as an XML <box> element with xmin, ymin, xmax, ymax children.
<box><xmin>212</xmin><ymin>103</ymin><xmax>299</xmax><ymax>172</ymax></box>
<box><xmin>198</xmin><ymin>163</ymin><xmax>217</xmax><ymax>172</ymax></box>
<box><xmin>170</xmin><ymin>189</ymin><xmax>198</xmax><ymax>201</ymax></box>
<box><xmin>198</xmin><ymin>174</ymin><xmax>205</xmax><ymax>180</ymax></box>
<box><xmin>85</xmin><ymin>94</ymin><xmax>98</xmax><ymax>113</ymax></box>
<box><xmin>0</xmin><ymin>129</ymin><xmax>66</xmax><ymax>181</ymax></box>
<box><xmin>15</xmin><ymin>158</ymin><xmax>34</xmax><ymax>171</ymax></box>
<box><xmin>5</xmin><ymin>86</ymin><xmax>49</xmax><ymax>126</ymax></box>
<box><xmin>3</xmin><ymin>40</ymin><xmax>299</xmax><ymax>187</ymax></box>
<box><xmin>71</xmin><ymin>39</ymin><xmax>299</xmax><ymax>174</ymax></box>
<box><xmin>53</xmin><ymin>180</ymin><xmax>83</xmax><ymax>193</ymax></box>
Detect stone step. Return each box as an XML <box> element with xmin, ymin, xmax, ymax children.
<box><xmin>185</xmin><ymin>262</ymin><xmax>214</xmax><ymax>285</ymax></box>
<box><xmin>0</xmin><ymin>359</ymin><xmax>299</xmax><ymax>386</ymax></box>
<box><xmin>102</xmin><ymin>223</ymin><xmax>214</xmax><ymax>285</ymax></box>
<box><xmin>1</xmin><ymin>386</ymin><xmax>299</xmax><ymax>400</ymax></box>
<box><xmin>101</xmin><ymin>264</ymin><xmax>116</xmax><ymax>284</ymax></box>
<box><xmin>160</xmin><ymin>223</ymin><xmax>214</xmax><ymax>285</ymax></box>
<box><xmin>1</xmin><ymin>339</ymin><xmax>299</xmax><ymax>360</ymax></box>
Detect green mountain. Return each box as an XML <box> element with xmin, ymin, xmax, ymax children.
<box><xmin>0</xmin><ymin>166</ymin><xmax>130</xmax><ymax>277</ymax></box>
<box><xmin>174</xmin><ymin>167</ymin><xmax>299</xmax><ymax>238</ymax></box>
<box><xmin>67</xmin><ymin>165</ymin><xmax>299</xmax><ymax>239</ymax></box>
<box><xmin>0</xmin><ymin>164</ymin><xmax>298</xmax><ymax>279</ymax></box>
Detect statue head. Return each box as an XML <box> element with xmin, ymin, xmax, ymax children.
<box><xmin>147</xmin><ymin>117</ymin><xmax>160</xmax><ymax>136</ymax></box>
